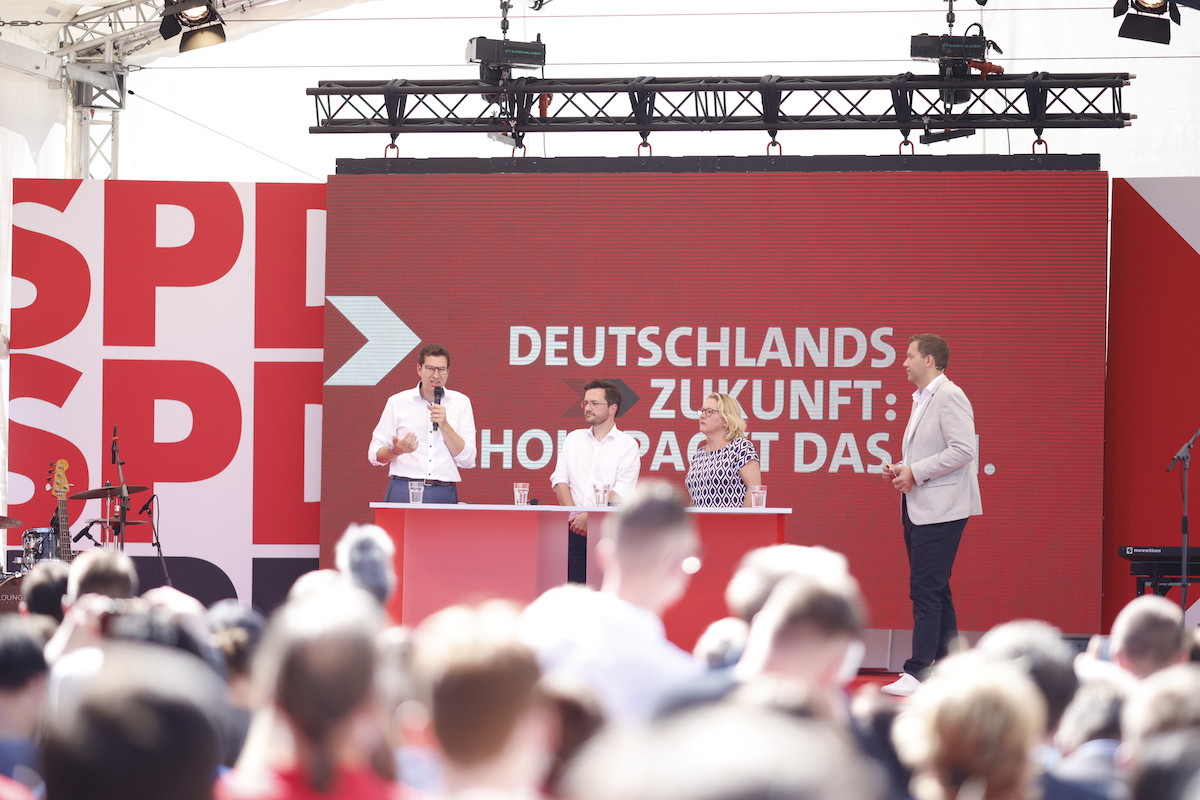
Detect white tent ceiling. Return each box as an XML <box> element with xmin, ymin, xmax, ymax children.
<box><xmin>3</xmin><ymin>1</ymin><xmax>1200</xmax><ymax>180</ymax></box>
<box><xmin>4</xmin><ymin>0</ymin><xmax>365</xmax><ymax>64</ymax></box>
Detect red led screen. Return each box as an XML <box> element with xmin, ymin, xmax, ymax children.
<box><xmin>322</xmin><ymin>167</ymin><xmax>1108</xmax><ymax>632</ymax></box>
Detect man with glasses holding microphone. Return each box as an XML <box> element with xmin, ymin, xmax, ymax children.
<box><xmin>551</xmin><ymin>379</ymin><xmax>642</xmax><ymax>583</ymax></box>
<box><xmin>369</xmin><ymin>343</ymin><xmax>477</xmax><ymax>504</ymax></box>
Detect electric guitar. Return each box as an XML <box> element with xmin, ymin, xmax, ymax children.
<box><xmin>48</xmin><ymin>459</ymin><xmax>76</xmax><ymax>562</ymax></box>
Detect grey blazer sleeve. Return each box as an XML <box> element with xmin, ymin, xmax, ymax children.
<box><xmin>910</xmin><ymin>384</ymin><xmax>977</xmax><ymax>486</ymax></box>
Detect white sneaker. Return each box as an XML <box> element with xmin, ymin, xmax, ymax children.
<box><xmin>881</xmin><ymin>672</ymin><xmax>922</xmax><ymax>697</ymax></box>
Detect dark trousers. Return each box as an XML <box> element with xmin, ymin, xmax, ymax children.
<box><xmin>901</xmin><ymin>496</ymin><xmax>967</xmax><ymax>678</ymax></box>
<box><xmin>568</xmin><ymin>528</ymin><xmax>588</xmax><ymax>584</ymax></box>
<box><xmin>385</xmin><ymin>478</ymin><xmax>459</xmax><ymax>505</ymax></box>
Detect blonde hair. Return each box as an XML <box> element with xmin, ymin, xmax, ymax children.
<box><xmin>707</xmin><ymin>393</ymin><xmax>747</xmax><ymax>441</ymax></box>
<box><xmin>893</xmin><ymin>654</ymin><xmax>1044</xmax><ymax>800</ymax></box>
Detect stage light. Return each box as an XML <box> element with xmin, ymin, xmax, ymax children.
<box><xmin>1114</xmin><ymin>0</ymin><xmax>1181</xmax><ymax>44</ymax></box>
<box><xmin>180</xmin><ymin>26</ymin><xmax>227</xmax><ymax>52</ymax></box>
<box><xmin>179</xmin><ymin>3</ymin><xmax>214</xmax><ymax>24</ymax></box>
<box><xmin>159</xmin><ymin>1</ymin><xmax>227</xmax><ymax>53</ymax></box>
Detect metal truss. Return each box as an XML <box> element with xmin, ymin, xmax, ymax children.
<box><xmin>74</xmin><ymin>107</ymin><xmax>121</xmax><ymax>179</ymax></box>
<box><xmin>308</xmin><ymin>73</ymin><xmax>1133</xmax><ymax>145</ymax></box>
<box><xmin>54</xmin><ymin>0</ymin><xmax>289</xmax><ymax>61</ymax></box>
<box><xmin>52</xmin><ymin>0</ymin><xmax>289</xmax><ymax>177</ymax></box>
<box><xmin>54</xmin><ymin>1</ymin><xmax>165</xmax><ymax>60</ymax></box>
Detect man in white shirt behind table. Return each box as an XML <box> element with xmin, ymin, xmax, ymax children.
<box><xmin>550</xmin><ymin>379</ymin><xmax>641</xmax><ymax>583</ymax></box>
<box><xmin>368</xmin><ymin>343</ymin><xmax>477</xmax><ymax>504</ymax></box>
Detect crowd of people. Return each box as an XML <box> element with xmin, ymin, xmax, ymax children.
<box><xmin>2</xmin><ymin>482</ymin><xmax>1199</xmax><ymax>800</ymax></box>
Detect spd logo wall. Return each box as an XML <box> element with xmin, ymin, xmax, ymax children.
<box><xmin>322</xmin><ymin>167</ymin><xmax>1108</xmax><ymax>632</ymax></box>
<box><xmin>9</xmin><ymin>179</ymin><xmax>325</xmax><ymax>609</ymax></box>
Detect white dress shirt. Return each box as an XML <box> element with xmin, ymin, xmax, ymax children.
<box><xmin>902</xmin><ymin>372</ymin><xmax>947</xmax><ymax>464</ymax></box>
<box><xmin>549</xmin><ymin>426</ymin><xmax>641</xmax><ymax>505</ymax></box>
<box><xmin>368</xmin><ymin>383</ymin><xmax>477</xmax><ymax>482</ymax></box>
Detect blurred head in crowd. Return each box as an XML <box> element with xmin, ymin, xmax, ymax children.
<box><xmin>1054</xmin><ymin>679</ymin><xmax>1125</xmax><ymax>757</ymax></box>
<box><xmin>286</xmin><ymin>568</ymin><xmax>345</xmax><ymax>603</ymax></box>
<box><xmin>539</xmin><ymin>675</ymin><xmax>605</xmax><ymax>799</ymax></box>
<box><xmin>1111</xmin><ymin>595</ymin><xmax>1185</xmax><ymax>679</ymax></box>
<box><xmin>43</xmin><ymin>643</ymin><xmax>225</xmax><ymax>800</ymax></box>
<box><xmin>19</xmin><ymin>559</ymin><xmax>69</xmax><ymax>623</ymax></box>
<box><xmin>1127</xmin><ymin>729</ymin><xmax>1200</xmax><ymax>800</ymax></box>
<box><xmin>694</xmin><ymin>545</ymin><xmax>852</xmax><ymax>671</ymax></box>
<box><xmin>413</xmin><ymin>600</ymin><xmax>551</xmax><ymax>795</ymax></box>
<box><xmin>254</xmin><ymin>585</ymin><xmax>383</xmax><ymax>794</ymax></box>
<box><xmin>724</xmin><ymin>544</ymin><xmax>849</xmax><ymax>623</ymax></box>
<box><xmin>335</xmin><ymin>523</ymin><xmax>397</xmax><ymax>608</ymax></box>
<box><xmin>563</xmin><ymin>704</ymin><xmax>885</xmax><ymax>800</ymax></box>
<box><xmin>975</xmin><ymin>619</ymin><xmax>1079</xmax><ymax>735</ymax></box>
<box><xmin>65</xmin><ymin>550</ymin><xmax>138</xmax><ymax>606</ymax></box>
<box><xmin>599</xmin><ymin>481</ymin><xmax>699</xmax><ymax>616</ymax></box>
<box><xmin>736</xmin><ymin>572</ymin><xmax>865</xmax><ymax>693</ymax></box>
<box><xmin>1122</xmin><ymin>663</ymin><xmax>1200</xmax><ymax>750</ymax></box>
<box><xmin>207</xmin><ymin>599</ymin><xmax>267</xmax><ymax>687</ymax></box>
<box><xmin>893</xmin><ymin>654</ymin><xmax>1045</xmax><ymax>800</ymax></box>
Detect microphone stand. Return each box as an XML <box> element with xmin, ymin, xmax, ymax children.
<box><xmin>113</xmin><ymin>438</ymin><xmax>131</xmax><ymax>552</ymax></box>
<box><xmin>144</xmin><ymin>496</ymin><xmax>173</xmax><ymax>588</ymax></box>
<box><xmin>1167</xmin><ymin>425</ymin><xmax>1200</xmax><ymax>626</ymax></box>
<box><xmin>74</xmin><ymin>521</ymin><xmax>100</xmax><ymax>546</ymax></box>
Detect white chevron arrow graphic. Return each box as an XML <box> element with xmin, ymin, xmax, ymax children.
<box><xmin>325</xmin><ymin>296</ymin><xmax>420</xmax><ymax>386</ymax></box>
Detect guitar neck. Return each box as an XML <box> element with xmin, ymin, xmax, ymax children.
<box><xmin>56</xmin><ymin>495</ymin><xmax>72</xmax><ymax>561</ymax></box>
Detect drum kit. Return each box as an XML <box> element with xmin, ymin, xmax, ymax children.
<box><xmin>0</xmin><ymin>482</ymin><xmax>149</xmax><ymax>612</ymax></box>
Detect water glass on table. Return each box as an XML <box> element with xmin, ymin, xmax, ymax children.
<box><xmin>750</xmin><ymin>485</ymin><xmax>768</xmax><ymax>508</ymax></box>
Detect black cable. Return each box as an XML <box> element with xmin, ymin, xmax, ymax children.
<box><xmin>141</xmin><ymin>52</ymin><xmax>1200</xmax><ymax>71</ymax></box>
<box><xmin>191</xmin><ymin>7</ymin><xmax>1137</xmax><ymax>24</ymax></box>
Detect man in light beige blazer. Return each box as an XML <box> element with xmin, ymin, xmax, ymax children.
<box><xmin>881</xmin><ymin>333</ymin><xmax>982</xmax><ymax>696</ymax></box>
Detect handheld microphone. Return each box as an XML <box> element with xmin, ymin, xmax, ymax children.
<box><xmin>73</xmin><ymin>520</ymin><xmax>98</xmax><ymax>543</ymax></box>
<box><xmin>111</xmin><ymin>425</ymin><xmax>118</xmax><ymax>465</ymax></box>
<box><xmin>432</xmin><ymin>386</ymin><xmax>444</xmax><ymax>431</ymax></box>
<box><xmin>139</xmin><ymin>494</ymin><xmax>155</xmax><ymax>515</ymax></box>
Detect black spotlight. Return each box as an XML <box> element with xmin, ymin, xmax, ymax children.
<box><xmin>1114</xmin><ymin>0</ymin><xmax>1181</xmax><ymax>44</ymax></box>
<box><xmin>159</xmin><ymin>1</ymin><xmax>227</xmax><ymax>52</ymax></box>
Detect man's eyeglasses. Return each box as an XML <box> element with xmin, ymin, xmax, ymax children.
<box><xmin>581</xmin><ymin>400</ymin><xmax>614</xmax><ymax>409</ymax></box>
<box><xmin>421</xmin><ymin>365</ymin><xmax>449</xmax><ymax>375</ymax></box>
<box><xmin>698</xmin><ymin>407</ymin><xmax>720</xmax><ymax>418</ymax></box>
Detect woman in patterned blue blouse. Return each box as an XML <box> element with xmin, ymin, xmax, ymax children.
<box><xmin>685</xmin><ymin>393</ymin><xmax>763</xmax><ymax>507</ymax></box>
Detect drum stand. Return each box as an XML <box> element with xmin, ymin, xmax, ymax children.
<box><xmin>110</xmin><ymin>434</ymin><xmax>172</xmax><ymax>588</ymax></box>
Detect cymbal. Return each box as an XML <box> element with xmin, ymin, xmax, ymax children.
<box><xmin>69</xmin><ymin>485</ymin><xmax>149</xmax><ymax>500</ymax></box>
<box><xmin>0</xmin><ymin>516</ymin><xmax>22</xmax><ymax>530</ymax></box>
<box><xmin>89</xmin><ymin>518</ymin><xmax>147</xmax><ymax>527</ymax></box>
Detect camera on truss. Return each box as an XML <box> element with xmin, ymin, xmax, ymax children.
<box><xmin>909</xmin><ymin>0</ymin><xmax>1002</xmax><ymax>110</ymax></box>
<box><xmin>468</xmin><ymin>34</ymin><xmax>546</xmax><ymax>108</ymax></box>
<box><xmin>910</xmin><ymin>33</ymin><xmax>992</xmax><ymax>105</ymax></box>
<box><xmin>910</xmin><ymin>33</ymin><xmax>988</xmax><ymax>62</ymax></box>
<box><xmin>468</xmin><ymin>36</ymin><xmax>546</xmax><ymax>72</ymax></box>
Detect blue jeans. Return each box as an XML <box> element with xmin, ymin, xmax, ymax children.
<box><xmin>385</xmin><ymin>478</ymin><xmax>459</xmax><ymax>505</ymax></box>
